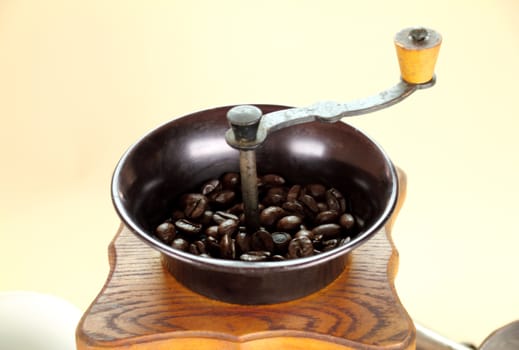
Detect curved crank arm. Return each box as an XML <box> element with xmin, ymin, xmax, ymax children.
<box><xmin>225</xmin><ymin>26</ymin><xmax>441</xmax><ymax>151</ymax></box>
<box><xmin>270</xmin><ymin>78</ymin><xmax>435</xmax><ymax>124</ymax></box>
<box><xmin>226</xmin><ymin>78</ymin><xmax>435</xmax><ymax>150</ymax></box>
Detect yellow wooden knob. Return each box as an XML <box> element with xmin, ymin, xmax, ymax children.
<box><xmin>394</xmin><ymin>27</ymin><xmax>442</xmax><ymax>84</ymax></box>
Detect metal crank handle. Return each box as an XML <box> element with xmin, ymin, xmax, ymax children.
<box><xmin>225</xmin><ymin>26</ymin><xmax>441</xmax><ymax>233</ymax></box>
<box><xmin>226</xmin><ymin>78</ymin><xmax>434</xmax><ymax>149</ymax></box>
<box><xmin>226</xmin><ymin>26</ymin><xmax>442</xmax><ymax>150</ymax></box>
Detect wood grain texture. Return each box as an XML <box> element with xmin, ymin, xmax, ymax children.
<box><xmin>76</xmin><ymin>170</ymin><xmax>413</xmax><ymax>350</ymax></box>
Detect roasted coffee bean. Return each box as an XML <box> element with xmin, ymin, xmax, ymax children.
<box><xmin>268</xmin><ymin>186</ymin><xmax>286</xmax><ymax>196</ymax></box>
<box><xmin>194</xmin><ymin>240</ymin><xmax>206</xmax><ymax>254</ymax></box>
<box><xmin>286</xmin><ymin>185</ymin><xmax>301</xmax><ymax>202</ymax></box>
<box><xmin>219</xmin><ymin>234</ymin><xmax>235</xmax><ymax>259</ymax></box>
<box><xmin>312</xmin><ymin>223</ymin><xmax>341</xmax><ymax>239</ymax></box>
<box><xmin>260</xmin><ymin>174</ymin><xmax>286</xmax><ymax>187</ymax></box>
<box><xmin>235</xmin><ymin>231</ymin><xmax>251</xmax><ymax>254</ymax></box>
<box><xmin>210</xmin><ymin>190</ymin><xmax>236</xmax><ymax>207</ymax></box>
<box><xmin>300</xmin><ymin>194</ymin><xmax>319</xmax><ymax>214</ymax></box>
<box><xmin>259</xmin><ymin>206</ymin><xmax>286</xmax><ymax>227</ymax></box>
<box><xmin>155</xmin><ymin>222</ymin><xmax>176</xmax><ymax>244</ymax></box>
<box><xmin>248</xmin><ymin>250</ymin><xmax>272</xmax><ymax>257</ymax></box>
<box><xmin>271</xmin><ymin>232</ymin><xmax>291</xmax><ymax>254</ymax></box>
<box><xmin>322</xmin><ymin>239</ymin><xmax>339</xmax><ymax>252</ymax></box>
<box><xmin>201</xmin><ymin>179</ymin><xmax>220</xmax><ymax>195</ymax></box>
<box><xmin>262</xmin><ymin>187</ymin><xmax>287</xmax><ymax>206</ymax></box>
<box><xmin>189</xmin><ymin>241</ymin><xmax>207</xmax><ymax>255</ymax></box>
<box><xmin>276</xmin><ymin>215</ymin><xmax>303</xmax><ymax>231</ymax></box>
<box><xmin>306</xmin><ymin>184</ymin><xmax>326</xmax><ymax>200</ymax></box>
<box><xmin>205</xmin><ymin>235</ymin><xmax>218</xmax><ymax>244</ymax></box>
<box><xmin>339</xmin><ymin>236</ymin><xmax>352</xmax><ymax>246</ymax></box>
<box><xmin>175</xmin><ymin>219</ymin><xmax>202</xmax><ymax>235</ymax></box>
<box><xmin>213</xmin><ymin>211</ymin><xmax>239</xmax><ymax>224</ymax></box>
<box><xmin>218</xmin><ymin>219</ymin><xmax>238</xmax><ymax>236</ymax></box>
<box><xmin>294</xmin><ymin>228</ymin><xmax>314</xmax><ymax>240</ymax></box>
<box><xmin>183</xmin><ymin>193</ymin><xmax>209</xmax><ymax>219</ymax></box>
<box><xmin>218</xmin><ymin>211</ymin><xmax>240</xmax><ymax>221</ymax></box>
<box><xmin>317</xmin><ymin>202</ymin><xmax>328</xmax><ymax>212</ymax></box>
<box><xmin>205</xmin><ymin>225</ymin><xmax>220</xmax><ymax>238</ymax></box>
<box><xmin>200</xmin><ymin>210</ymin><xmax>214</xmax><ymax>226</ymax></box>
<box><xmin>315</xmin><ymin>210</ymin><xmax>339</xmax><ymax>225</ymax></box>
<box><xmin>251</xmin><ymin>229</ymin><xmax>274</xmax><ymax>252</ymax></box>
<box><xmin>312</xmin><ymin>233</ymin><xmax>324</xmax><ymax>248</ymax></box>
<box><xmin>326</xmin><ymin>188</ymin><xmax>347</xmax><ymax>213</ymax></box>
<box><xmin>326</xmin><ymin>191</ymin><xmax>340</xmax><ymax>212</ymax></box>
<box><xmin>205</xmin><ymin>236</ymin><xmax>221</xmax><ymax>257</ymax></box>
<box><xmin>282</xmin><ymin>201</ymin><xmax>305</xmax><ymax>217</ymax></box>
<box><xmin>171</xmin><ymin>237</ymin><xmax>189</xmax><ymax>251</ymax></box>
<box><xmin>212</xmin><ymin>212</ymin><xmax>226</xmax><ymax>225</ymax></box>
<box><xmin>180</xmin><ymin>193</ymin><xmax>200</xmax><ymax>207</ymax></box>
<box><xmin>227</xmin><ymin>203</ymin><xmax>244</xmax><ymax>215</ymax></box>
<box><xmin>354</xmin><ymin>215</ymin><xmax>365</xmax><ymax>229</ymax></box>
<box><xmin>240</xmin><ymin>253</ymin><xmax>268</xmax><ymax>262</ymax></box>
<box><xmin>339</xmin><ymin>213</ymin><xmax>355</xmax><ymax>229</ymax></box>
<box><xmin>288</xmin><ymin>236</ymin><xmax>314</xmax><ymax>258</ymax></box>
<box><xmin>221</xmin><ymin>172</ymin><xmax>240</xmax><ymax>189</ymax></box>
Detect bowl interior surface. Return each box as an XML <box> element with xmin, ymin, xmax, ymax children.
<box><xmin>112</xmin><ymin>104</ymin><xmax>397</xmax><ymax>271</ymax></box>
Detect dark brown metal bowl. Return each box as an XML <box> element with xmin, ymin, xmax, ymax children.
<box><xmin>111</xmin><ymin>104</ymin><xmax>398</xmax><ymax>304</ymax></box>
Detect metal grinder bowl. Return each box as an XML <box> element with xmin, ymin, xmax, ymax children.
<box><xmin>111</xmin><ymin>104</ymin><xmax>398</xmax><ymax>304</ymax></box>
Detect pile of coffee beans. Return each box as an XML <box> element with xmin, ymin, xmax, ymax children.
<box><xmin>154</xmin><ymin>172</ymin><xmax>362</xmax><ymax>262</ymax></box>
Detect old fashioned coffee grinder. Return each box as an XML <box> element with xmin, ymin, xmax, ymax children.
<box><xmin>77</xmin><ymin>27</ymin><xmax>444</xmax><ymax>350</ymax></box>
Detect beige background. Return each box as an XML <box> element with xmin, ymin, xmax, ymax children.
<box><xmin>1</xmin><ymin>0</ymin><xmax>518</xmax><ymax>346</ymax></box>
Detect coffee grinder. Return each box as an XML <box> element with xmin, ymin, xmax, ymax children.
<box><xmin>77</xmin><ymin>27</ymin><xmax>442</xmax><ymax>350</ymax></box>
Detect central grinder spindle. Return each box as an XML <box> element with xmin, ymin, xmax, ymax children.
<box><xmin>226</xmin><ymin>105</ymin><xmax>264</xmax><ymax>232</ymax></box>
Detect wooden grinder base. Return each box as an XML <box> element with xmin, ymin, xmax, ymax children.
<box><xmin>76</xmin><ymin>173</ymin><xmax>414</xmax><ymax>350</ymax></box>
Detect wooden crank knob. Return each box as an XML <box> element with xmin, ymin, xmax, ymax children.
<box><xmin>394</xmin><ymin>27</ymin><xmax>442</xmax><ymax>84</ymax></box>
